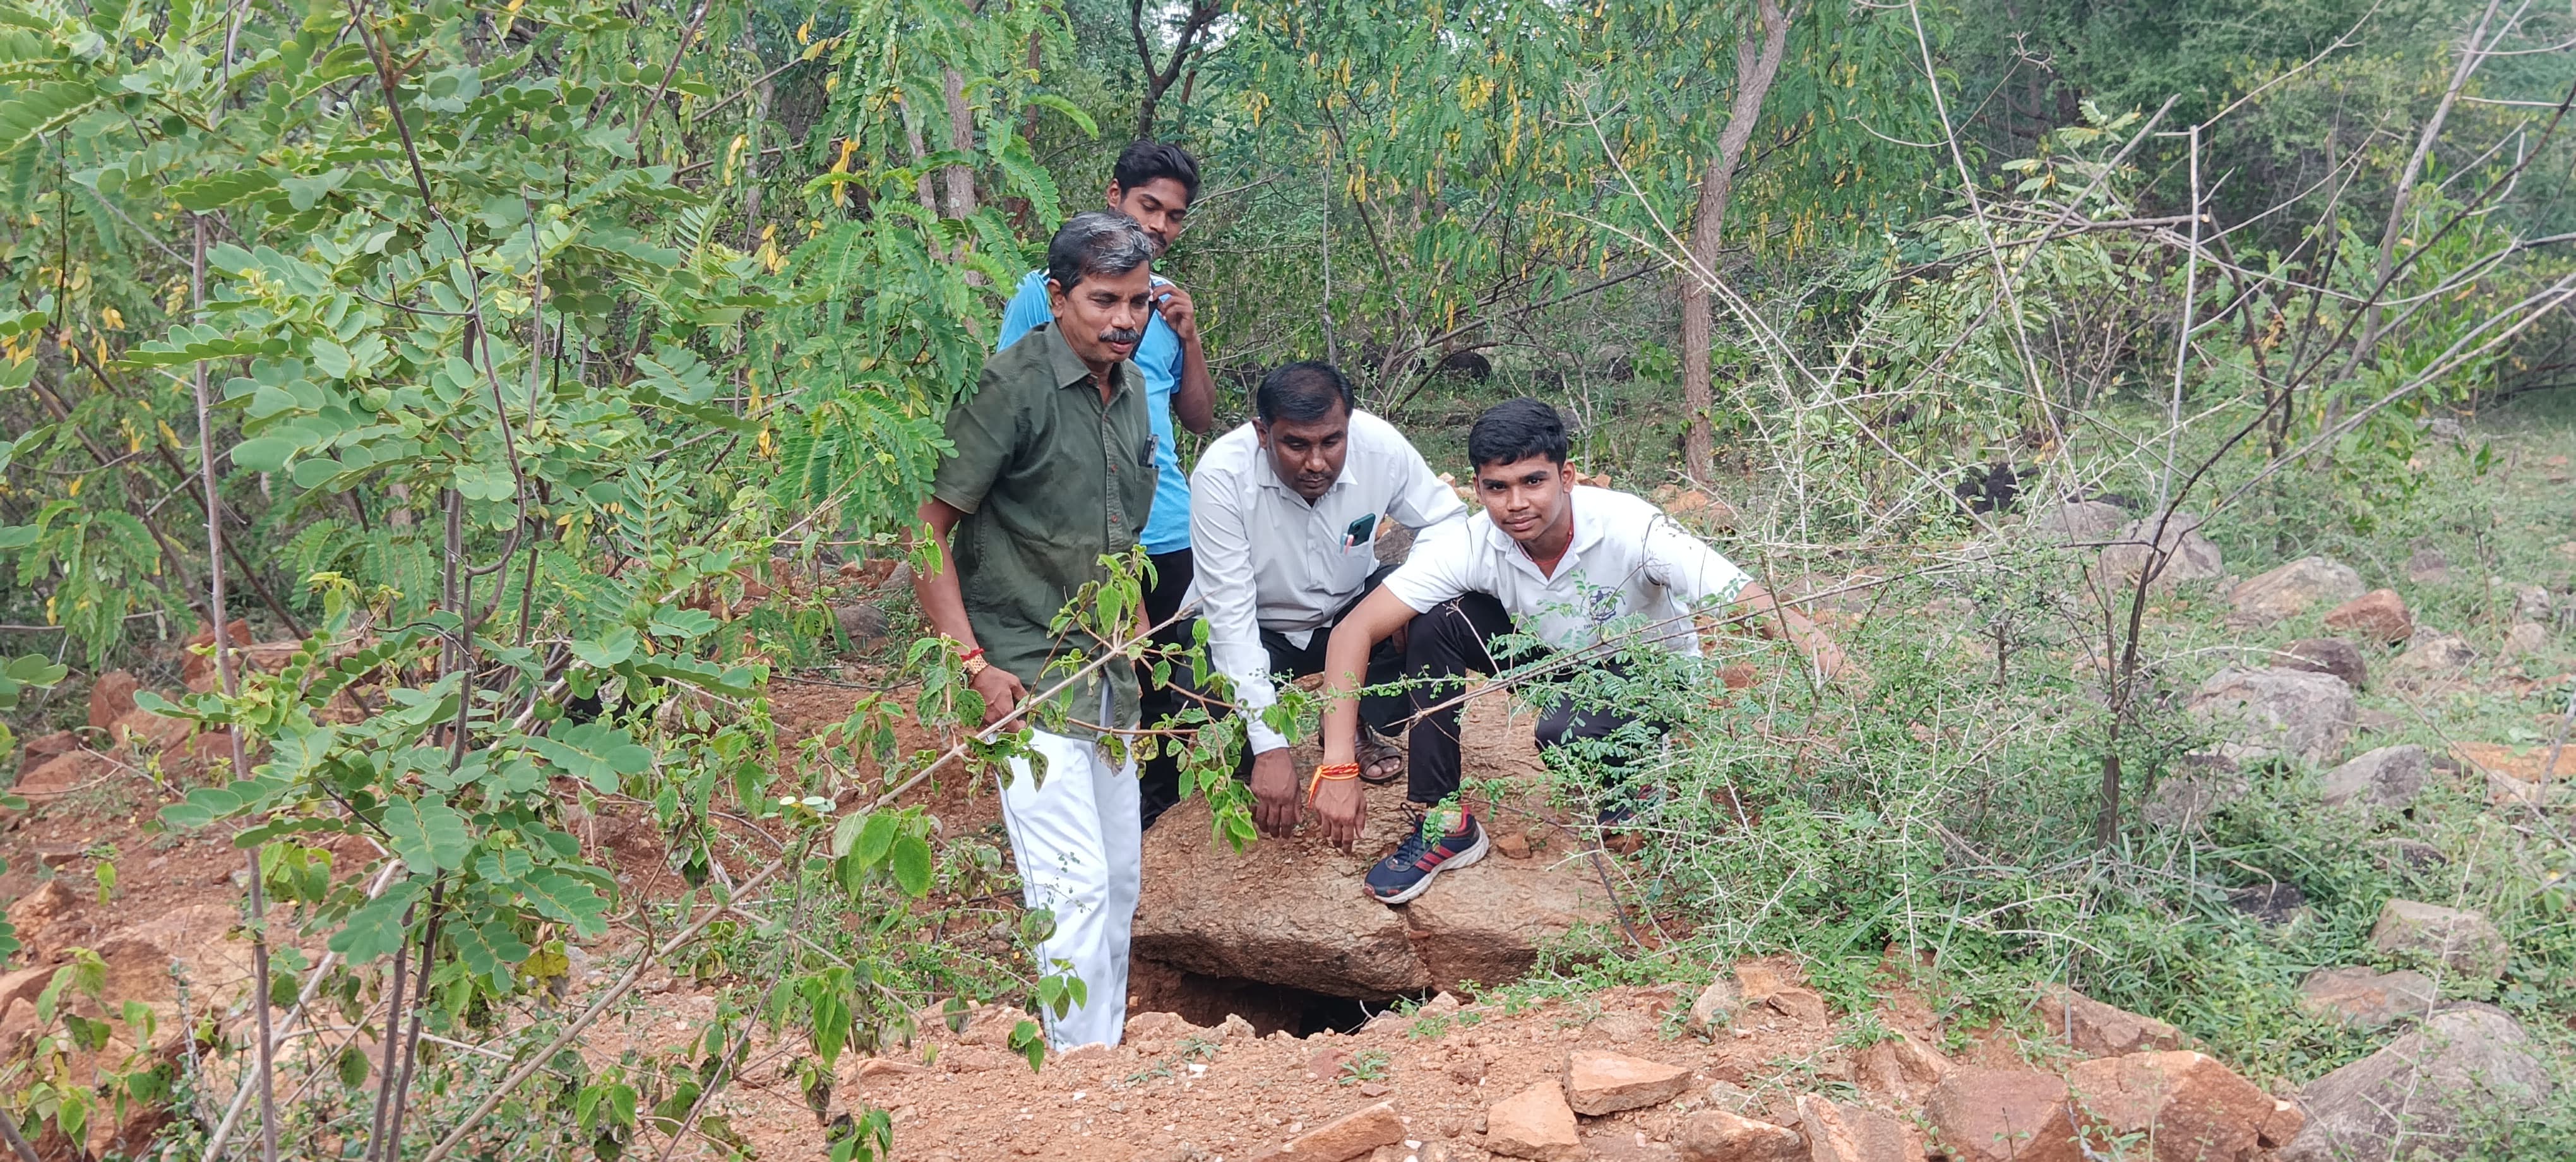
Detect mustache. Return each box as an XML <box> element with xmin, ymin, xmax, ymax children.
<box><xmin>1097</xmin><ymin>326</ymin><xmax>1145</xmax><ymax>345</ymax></box>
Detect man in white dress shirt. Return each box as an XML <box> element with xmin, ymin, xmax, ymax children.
<box><xmin>1308</xmin><ymin>398</ymin><xmax>1852</xmax><ymax>904</ymax></box>
<box><xmin>1188</xmin><ymin>361</ymin><xmax>1468</xmax><ymax>837</ymax></box>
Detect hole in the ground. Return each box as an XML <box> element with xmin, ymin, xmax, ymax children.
<box><xmin>1130</xmin><ymin>959</ymin><xmax>1422</xmax><ymax>1038</ymax></box>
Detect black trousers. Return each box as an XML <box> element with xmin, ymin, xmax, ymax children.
<box><xmin>1401</xmin><ymin>594</ymin><xmax>1652</xmax><ymax>808</ymax></box>
<box><xmin>1136</xmin><ymin>549</ymin><xmax>1198</xmax><ymax>830</ymax></box>
<box><xmin>1135</xmin><ymin>561</ymin><xmax>1411</xmax><ymax>829</ymax></box>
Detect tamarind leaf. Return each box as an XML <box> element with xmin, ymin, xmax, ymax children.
<box><xmin>518</xmin><ymin>870</ymin><xmax>609</xmax><ymax>937</ymax></box>
<box><xmin>450</xmin><ymin>918</ymin><xmax>530</xmax><ymax>979</ymax></box>
<box><xmin>327</xmin><ymin>880</ymin><xmax>427</xmax><ymax>963</ymax></box>
<box><xmin>380</xmin><ymin>795</ymin><xmax>471</xmax><ymax>873</ymax></box>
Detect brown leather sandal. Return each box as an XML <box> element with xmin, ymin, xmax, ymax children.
<box><xmin>1356</xmin><ymin>729</ymin><xmax>1406</xmax><ymax>785</ymax></box>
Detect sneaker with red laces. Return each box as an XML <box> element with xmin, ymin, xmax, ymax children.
<box><xmin>1364</xmin><ymin>812</ymin><xmax>1488</xmax><ymax>904</ymax></box>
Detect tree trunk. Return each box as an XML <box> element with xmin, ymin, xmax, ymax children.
<box><xmin>941</xmin><ymin>66</ymin><xmax>977</xmax><ymax>217</ymax></box>
<box><xmin>1678</xmin><ymin>0</ymin><xmax>1792</xmax><ymax>483</ymax></box>
<box><xmin>1131</xmin><ymin>0</ymin><xmax>1218</xmax><ymax>140</ymax></box>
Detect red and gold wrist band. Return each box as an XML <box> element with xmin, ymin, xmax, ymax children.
<box><xmin>1308</xmin><ymin>762</ymin><xmax>1361</xmax><ymax>802</ymax></box>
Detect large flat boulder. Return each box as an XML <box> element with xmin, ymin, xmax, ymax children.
<box><xmin>1133</xmin><ymin>792</ymin><xmax>1434</xmax><ymax>997</ymax></box>
<box><xmin>2066</xmin><ymin>1050</ymin><xmax>2296</xmax><ymax>1161</ymax></box>
<box><xmin>2282</xmin><ymin>1007</ymin><xmax>2553</xmax><ymax>1161</ymax></box>
<box><xmin>2368</xmin><ymin>900</ymin><xmax>2509</xmax><ymax>981</ymax></box>
<box><xmin>2037</xmin><ymin>985</ymin><xmax>2183</xmax><ymax>1057</ymax></box>
<box><xmin>1131</xmin><ymin>696</ymin><xmax>1608</xmax><ymax>1000</ymax></box>
<box><xmin>2101</xmin><ymin>512</ymin><xmax>2224</xmax><ymax>587</ymax></box>
<box><xmin>2319</xmin><ymin>745</ymin><xmax>2429</xmax><ymax>810</ymax></box>
<box><xmin>2323</xmin><ymin>590</ymin><xmax>2414</xmax><ymax>644</ymax></box>
<box><xmin>2298</xmin><ymin>967</ymin><xmax>2436</xmax><ymax>1030</ymax></box>
<box><xmin>1927</xmin><ymin>1068</ymin><xmax>2082</xmax><ymax>1162</ymax></box>
<box><xmin>2185</xmin><ymin>668</ymin><xmax>2354</xmax><ymax>766</ymax></box>
<box><xmin>2230</xmin><ymin>557</ymin><xmax>2366</xmax><ymax>625</ymax></box>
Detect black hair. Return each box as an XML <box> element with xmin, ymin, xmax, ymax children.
<box><xmin>1045</xmin><ymin>210</ymin><xmax>1157</xmax><ymax>296</ymax></box>
<box><xmin>1112</xmin><ymin>140</ymin><xmax>1202</xmax><ymax>205</ymax></box>
<box><xmin>1255</xmin><ymin>361</ymin><xmax>1355</xmax><ymax>426</ymax></box>
<box><xmin>1467</xmin><ymin>398</ymin><xmax>1570</xmax><ymax>469</ymax></box>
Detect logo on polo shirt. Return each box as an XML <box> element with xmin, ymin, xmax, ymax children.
<box><xmin>1587</xmin><ymin>582</ymin><xmax>1619</xmax><ymax>624</ymax></box>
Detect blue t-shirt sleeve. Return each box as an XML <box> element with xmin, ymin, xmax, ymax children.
<box><xmin>996</xmin><ymin>270</ymin><xmax>1051</xmax><ymax>352</ymax></box>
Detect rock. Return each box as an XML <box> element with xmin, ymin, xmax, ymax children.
<box><xmin>1492</xmin><ymin>828</ymin><xmax>1532</xmax><ymax>860</ymax></box>
<box><xmin>2450</xmin><ymin>741</ymin><xmax>2575</xmax><ymax>784</ymax></box>
<box><xmin>6</xmin><ymin>880</ymin><xmax>80</xmax><ymax>949</ymax></box>
<box><xmin>1797</xmin><ymin>1095</ymin><xmax>1866</xmax><ymax>1162</ymax></box>
<box><xmin>2507</xmin><ymin>582</ymin><xmax>2553</xmax><ymax>625</ymax></box>
<box><xmin>2389</xmin><ymin>633</ymin><xmax>2476</xmax><ymax>673</ymax></box>
<box><xmin>1926</xmin><ymin>1069</ymin><xmax>2081</xmax><ymax>1162</ymax></box>
<box><xmin>1401</xmin><ymin>848</ymin><xmax>1607</xmax><ymax>993</ymax></box>
<box><xmin>2405</xmin><ymin>547</ymin><xmax>2452</xmax><ymax>585</ymax></box>
<box><xmin>1734</xmin><ymin>964</ymin><xmax>1787</xmax><ymax>1004</ymax></box>
<box><xmin>179</xmin><ymin>618</ymin><xmax>254</xmax><ymax>688</ymax></box>
<box><xmin>2229</xmin><ymin>558</ymin><xmax>2367</xmax><ymax>624</ymax></box>
<box><xmin>850</xmin><ymin>1057</ymin><xmax>930</xmax><ymax>1081</ymax></box>
<box><xmin>1485</xmin><ymin>1081</ymin><xmax>1583</xmax><ymax>1161</ymax></box>
<box><xmin>1818</xmin><ymin>1099</ymin><xmax>1923</xmax><ymax>1162</ymax></box>
<box><xmin>2143</xmin><ymin>755</ymin><xmax>2248</xmax><ymax>829</ymax></box>
<box><xmin>1677</xmin><ymin>1108</ymin><xmax>1802</xmax><ymax>1162</ymax></box>
<box><xmin>2504</xmin><ymin>621</ymin><xmax>2550</xmax><ymax>657</ymax></box>
<box><xmin>1855</xmin><ymin>1030</ymin><xmax>1952</xmax><ymax>1103</ymax></box>
<box><xmin>2037</xmin><ymin>986</ymin><xmax>2182</xmax><ymax>1057</ymax></box>
<box><xmin>20</xmin><ymin>731</ymin><xmax>78</xmax><ymax>765</ymax></box>
<box><xmin>1563</xmin><ymin>1050</ymin><xmax>1691</xmax><ymax>1115</ymax></box>
<box><xmin>2101</xmin><ymin>512</ymin><xmax>2224</xmax><ymax>587</ymax></box>
<box><xmin>111</xmin><ymin>705</ymin><xmax>200</xmax><ymax>755</ymax></box>
<box><xmin>2298</xmin><ymin>966</ymin><xmax>2436</xmax><ymax>1029</ymax></box>
<box><xmin>2224</xmin><ymin>883</ymin><xmax>2308</xmax><ymax>926</ymax></box>
<box><xmin>2282</xmin><ymin>1008</ymin><xmax>2553</xmax><ymax>1161</ymax></box>
<box><xmin>2036</xmin><ymin>500</ymin><xmax>2126</xmax><ymax>544</ymax></box>
<box><xmin>13</xmin><ymin>746</ymin><xmax>116</xmax><ymax>798</ymax></box>
<box><xmin>2368</xmin><ymin>900</ymin><xmax>2509</xmax><ymax>980</ymax></box>
<box><xmin>1133</xmin><ymin>701</ymin><xmax>1606</xmax><ymax>1000</ymax></box>
<box><xmin>2270</xmin><ymin>638</ymin><xmax>2368</xmax><ymax>690</ymax></box>
<box><xmin>2066</xmin><ymin>1050</ymin><xmax>2281</xmax><ymax>1162</ymax></box>
<box><xmin>2322</xmin><ymin>589</ymin><xmax>2413</xmax><ymax>644</ymax></box>
<box><xmin>1256</xmin><ymin>1101</ymin><xmax>1405</xmax><ymax>1161</ymax></box>
<box><xmin>1761</xmin><ymin>988</ymin><xmax>1827</xmax><ymax>1026</ymax></box>
<box><xmin>2319</xmin><ymin>744</ymin><xmax>2430</xmax><ymax>810</ymax></box>
<box><xmin>1686</xmin><ymin>977</ymin><xmax>1739</xmax><ymax>1036</ymax></box>
<box><xmin>833</xmin><ymin>602</ymin><xmax>890</xmax><ymax>649</ymax></box>
<box><xmin>2185</xmin><ymin>668</ymin><xmax>2354</xmax><ymax>766</ymax></box>
<box><xmin>86</xmin><ymin>671</ymin><xmax>141</xmax><ymax>730</ymax></box>
<box><xmin>2374</xmin><ymin>838</ymin><xmax>2447</xmax><ymax>872</ymax></box>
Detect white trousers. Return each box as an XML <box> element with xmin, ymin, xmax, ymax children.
<box><xmin>995</xmin><ymin>724</ymin><xmax>1140</xmax><ymax>1050</ymax></box>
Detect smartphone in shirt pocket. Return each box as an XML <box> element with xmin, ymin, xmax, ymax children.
<box><xmin>1342</xmin><ymin>513</ymin><xmax>1378</xmax><ymax>553</ymax></box>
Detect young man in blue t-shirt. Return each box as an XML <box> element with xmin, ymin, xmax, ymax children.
<box><xmin>995</xmin><ymin>141</ymin><xmax>1215</xmax><ymax>829</ymax></box>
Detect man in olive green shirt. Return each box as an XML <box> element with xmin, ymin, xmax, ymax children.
<box><xmin>911</xmin><ymin>211</ymin><xmax>1160</xmax><ymax>1050</ymax></box>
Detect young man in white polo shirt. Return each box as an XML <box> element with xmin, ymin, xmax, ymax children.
<box><xmin>1190</xmin><ymin>362</ymin><xmax>1468</xmax><ymax>837</ymax></box>
<box><xmin>1308</xmin><ymin>398</ymin><xmax>1852</xmax><ymax>904</ymax></box>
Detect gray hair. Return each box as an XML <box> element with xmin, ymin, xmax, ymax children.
<box><xmin>1046</xmin><ymin>210</ymin><xmax>1156</xmax><ymax>295</ymax></box>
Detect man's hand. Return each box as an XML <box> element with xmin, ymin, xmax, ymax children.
<box><xmin>1152</xmin><ymin>281</ymin><xmax>1199</xmax><ymax>347</ymax></box>
<box><xmin>969</xmin><ymin>665</ymin><xmax>1029</xmax><ymax>727</ymax></box>
<box><xmin>1249</xmin><ymin>748</ymin><xmax>1300</xmax><ymax>838</ymax></box>
<box><xmin>1312</xmin><ymin>776</ymin><xmax>1366</xmax><ymax>851</ymax></box>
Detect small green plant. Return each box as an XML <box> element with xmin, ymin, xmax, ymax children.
<box><xmin>1338</xmin><ymin>1048</ymin><xmax>1392</xmax><ymax>1086</ymax></box>
<box><xmin>1121</xmin><ymin>1033</ymin><xmax>1225</xmax><ymax>1086</ymax></box>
